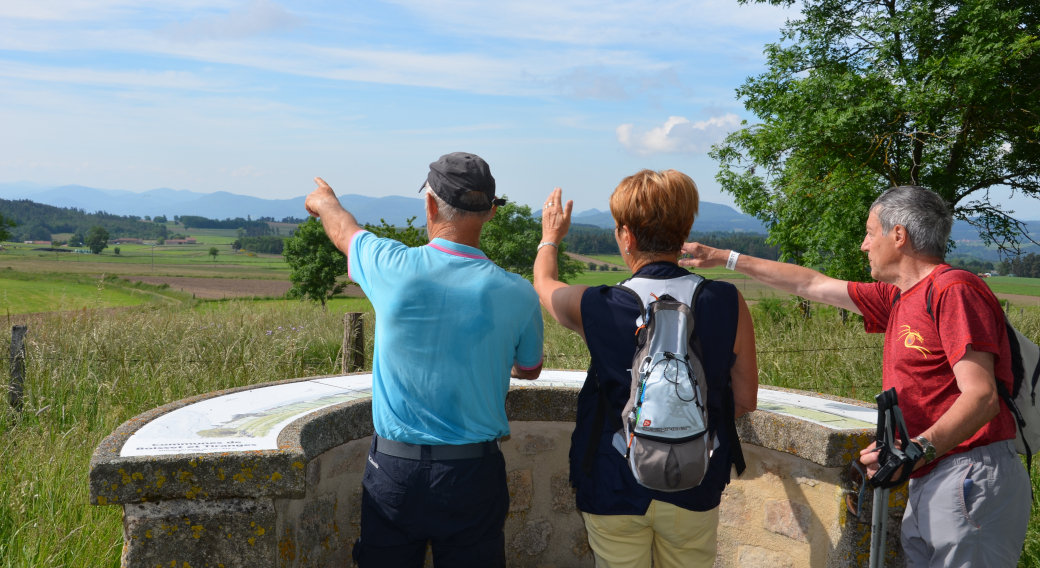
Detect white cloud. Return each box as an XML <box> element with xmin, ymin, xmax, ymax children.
<box><xmin>0</xmin><ymin>0</ymin><xmax>229</xmax><ymax>21</ymax></box>
<box><xmin>616</xmin><ymin>114</ymin><xmax>740</xmax><ymax>155</ymax></box>
<box><xmin>388</xmin><ymin>0</ymin><xmax>792</xmax><ymax>47</ymax></box>
<box><xmin>160</xmin><ymin>0</ymin><xmax>303</xmax><ymax>42</ymax></box>
<box><xmin>0</xmin><ymin>61</ymin><xmax>216</xmax><ymax>90</ymax></box>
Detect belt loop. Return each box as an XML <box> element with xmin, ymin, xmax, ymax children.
<box><xmin>420</xmin><ymin>445</ymin><xmax>432</xmax><ymax>469</ymax></box>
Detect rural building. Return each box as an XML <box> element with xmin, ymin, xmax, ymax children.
<box><xmin>25</xmin><ymin>240</ymin><xmax>52</xmax><ymax>245</ymax></box>
<box><xmin>165</xmin><ymin>238</ymin><xmax>197</xmax><ymax>245</ymax></box>
<box><xmin>112</xmin><ymin>238</ymin><xmax>143</xmax><ymax>245</ymax></box>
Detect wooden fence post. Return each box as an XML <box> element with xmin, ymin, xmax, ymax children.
<box><xmin>9</xmin><ymin>325</ymin><xmax>27</xmax><ymax>411</ymax></box>
<box><xmin>342</xmin><ymin>313</ymin><xmax>364</xmax><ymax>374</ymax></box>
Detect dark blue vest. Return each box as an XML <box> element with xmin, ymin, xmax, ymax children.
<box><xmin>571</xmin><ymin>262</ymin><xmax>741</xmax><ymax>515</ymax></box>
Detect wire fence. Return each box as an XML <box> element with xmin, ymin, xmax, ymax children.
<box><xmin>0</xmin><ymin>345</ymin><xmax>884</xmax><ymax>368</ymax></box>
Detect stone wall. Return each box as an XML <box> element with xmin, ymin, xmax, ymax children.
<box><xmin>717</xmin><ymin>444</ymin><xmax>907</xmax><ymax>568</ymax></box>
<box><xmin>93</xmin><ymin>375</ymin><xmax>896</xmax><ymax>568</ymax></box>
<box><xmin>271</xmin><ymin>422</ymin><xmax>592</xmax><ymax>568</ymax></box>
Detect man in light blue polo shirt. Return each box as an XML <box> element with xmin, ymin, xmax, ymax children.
<box><xmin>303</xmin><ymin>152</ymin><xmax>543</xmax><ymax>568</ymax></box>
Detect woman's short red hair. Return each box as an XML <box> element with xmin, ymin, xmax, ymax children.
<box><xmin>609</xmin><ymin>169</ymin><xmax>699</xmax><ymax>254</ymax></box>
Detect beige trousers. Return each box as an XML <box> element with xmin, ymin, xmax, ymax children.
<box><xmin>581</xmin><ymin>500</ymin><xmax>719</xmax><ymax>568</ymax></box>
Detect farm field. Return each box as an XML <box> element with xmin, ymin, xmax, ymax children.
<box><xmin>0</xmin><ymin>276</ymin><xmax>149</xmax><ymax>315</ymax></box>
<box><xmin>986</xmin><ymin>276</ymin><xmax>1040</xmax><ymax>297</ymax></box>
<box><xmin>0</xmin><ymin>243</ymin><xmax>290</xmax><ymax>280</ymax></box>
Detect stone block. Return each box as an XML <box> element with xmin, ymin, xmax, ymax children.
<box><xmin>507</xmin><ymin>468</ymin><xmax>533</xmax><ymax>513</ymax></box>
<box><xmin>571</xmin><ymin>526</ymin><xmax>591</xmax><ymax>558</ymax></box>
<box><xmin>510</xmin><ymin>518</ymin><xmax>552</xmax><ymax>556</ymax></box>
<box><xmin>737</xmin><ymin>545</ymin><xmax>794</xmax><ymax>568</ymax></box>
<box><xmin>122</xmin><ymin>497</ymin><xmax>276</xmax><ymax>568</ymax></box>
<box><xmin>763</xmin><ymin>499</ymin><xmax>811</xmax><ymax>543</ymax></box>
<box><xmin>516</xmin><ymin>433</ymin><xmax>557</xmax><ymax>455</ymax></box>
<box><xmin>550</xmin><ymin>469</ymin><xmax>575</xmax><ymax>513</ymax></box>
<box><xmin>296</xmin><ymin>492</ymin><xmax>339</xmax><ymax>568</ymax></box>
<box><xmin>306</xmin><ymin>458</ymin><xmax>321</xmax><ymax>486</ymax></box>
<box><xmin>278</xmin><ymin>519</ymin><xmax>296</xmax><ymax>567</ymax></box>
<box><xmin>718</xmin><ymin>487</ymin><xmax>746</xmax><ymax>528</ymax></box>
<box><xmin>327</xmin><ymin>441</ymin><xmax>368</xmax><ymax>479</ymax></box>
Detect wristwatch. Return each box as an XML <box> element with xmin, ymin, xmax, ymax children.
<box><xmin>913</xmin><ymin>436</ymin><xmax>937</xmax><ymax>464</ymax></box>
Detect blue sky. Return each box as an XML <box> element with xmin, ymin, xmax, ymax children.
<box><xmin>2</xmin><ymin>0</ymin><xmax>1036</xmax><ymax>217</ymax></box>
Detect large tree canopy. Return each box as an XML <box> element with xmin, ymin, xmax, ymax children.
<box><xmin>712</xmin><ymin>0</ymin><xmax>1040</xmax><ymax>280</ymax></box>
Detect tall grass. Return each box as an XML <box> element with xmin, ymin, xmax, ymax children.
<box><xmin>1</xmin><ymin>297</ymin><xmax>1039</xmax><ymax>566</ymax></box>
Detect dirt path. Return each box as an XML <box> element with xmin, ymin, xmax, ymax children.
<box><xmin>566</xmin><ymin>252</ymin><xmax>627</xmax><ymax>269</ymax></box>
<box><xmin>120</xmin><ymin>276</ymin><xmax>367</xmax><ymax>300</ymax></box>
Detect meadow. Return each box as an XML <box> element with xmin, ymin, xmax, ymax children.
<box><xmin>3</xmin><ymin>244</ymin><xmax>1040</xmax><ymax>566</ymax></box>
<box><xmin>2</xmin><ymin>292</ymin><xmax>1040</xmax><ymax>567</ymax></box>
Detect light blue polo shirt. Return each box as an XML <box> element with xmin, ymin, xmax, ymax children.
<box><xmin>348</xmin><ymin>231</ymin><xmax>544</xmax><ymax>445</ymax></box>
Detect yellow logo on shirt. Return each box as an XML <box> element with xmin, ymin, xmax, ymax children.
<box><xmin>899</xmin><ymin>325</ymin><xmax>932</xmax><ymax>358</ymax></box>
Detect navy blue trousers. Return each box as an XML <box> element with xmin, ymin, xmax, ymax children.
<box><xmin>352</xmin><ymin>439</ymin><xmax>508</xmax><ymax>568</ymax></box>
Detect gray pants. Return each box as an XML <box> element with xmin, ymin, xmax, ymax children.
<box><xmin>902</xmin><ymin>440</ymin><xmax>1031</xmax><ymax>567</ymax></box>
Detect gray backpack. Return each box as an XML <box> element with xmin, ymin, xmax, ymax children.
<box><xmin>615</xmin><ymin>274</ymin><xmax>716</xmax><ymax>492</ymax></box>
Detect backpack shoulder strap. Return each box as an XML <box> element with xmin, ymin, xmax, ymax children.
<box><xmin>921</xmin><ymin>267</ymin><xmax>1032</xmax><ymax>475</ymax></box>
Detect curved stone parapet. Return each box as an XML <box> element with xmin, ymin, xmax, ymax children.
<box><xmin>90</xmin><ymin>371</ymin><xmax>902</xmax><ymax>567</ymax></box>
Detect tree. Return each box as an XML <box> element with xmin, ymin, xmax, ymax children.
<box><xmin>209</xmin><ymin>247</ymin><xmax>219</xmax><ymax>261</ymax></box>
<box><xmin>283</xmin><ymin>217</ymin><xmax>348</xmax><ymax>308</ymax></box>
<box><xmin>85</xmin><ymin>226</ymin><xmax>109</xmax><ymax>254</ymax></box>
<box><xmin>364</xmin><ymin>216</ymin><xmax>429</xmax><ymax>247</ymax></box>
<box><xmin>0</xmin><ymin>212</ymin><xmax>14</xmax><ymax>242</ymax></box>
<box><xmin>481</xmin><ymin>199</ymin><xmax>584</xmax><ymax>282</ymax></box>
<box><xmin>156</xmin><ymin>236</ymin><xmax>165</xmax><ymax>245</ymax></box>
<box><xmin>712</xmin><ymin>0</ymin><xmax>1040</xmax><ymax>280</ymax></box>
<box><xmin>114</xmin><ymin>247</ymin><xmax>121</xmax><ymax>255</ymax></box>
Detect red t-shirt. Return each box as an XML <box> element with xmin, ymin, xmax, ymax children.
<box><xmin>848</xmin><ymin>265</ymin><xmax>1016</xmax><ymax>477</ymax></box>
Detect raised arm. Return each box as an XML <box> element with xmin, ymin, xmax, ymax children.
<box><xmin>680</xmin><ymin>243</ymin><xmax>859</xmax><ymax>314</ymax></box>
<box><xmin>533</xmin><ymin>188</ymin><xmax>587</xmax><ymax>341</ymax></box>
<box><xmin>304</xmin><ymin>177</ymin><xmax>364</xmax><ymax>253</ymax></box>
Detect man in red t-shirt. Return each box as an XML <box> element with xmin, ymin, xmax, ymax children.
<box><xmin>681</xmin><ymin>185</ymin><xmax>1030</xmax><ymax>566</ymax></box>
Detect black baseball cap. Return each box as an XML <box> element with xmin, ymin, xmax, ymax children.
<box><xmin>420</xmin><ymin>152</ymin><xmax>506</xmax><ymax>212</ymax></box>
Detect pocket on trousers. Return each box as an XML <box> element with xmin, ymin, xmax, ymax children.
<box><xmin>957</xmin><ymin>462</ymin><xmax>984</xmax><ymax>530</ymax></box>
<box><xmin>363</xmin><ymin>460</ymin><xmax>407</xmax><ymax>507</ymax></box>
<box><xmin>427</xmin><ymin>456</ymin><xmax>503</xmax><ymax>514</ymax></box>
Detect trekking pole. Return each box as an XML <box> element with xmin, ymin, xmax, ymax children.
<box><xmin>869</xmin><ymin>391</ymin><xmax>894</xmax><ymax>568</ymax></box>
<box><xmin>868</xmin><ymin>486</ymin><xmax>890</xmax><ymax>568</ymax></box>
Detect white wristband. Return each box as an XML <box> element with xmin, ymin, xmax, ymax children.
<box><xmin>726</xmin><ymin>250</ymin><xmax>740</xmax><ymax>271</ymax></box>
<box><xmin>538</xmin><ymin>241</ymin><xmax>558</xmax><ymax>252</ymax></box>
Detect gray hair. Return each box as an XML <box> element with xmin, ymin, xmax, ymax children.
<box><xmin>869</xmin><ymin>186</ymin><xmax>952</xmax><ymax>259</ymax></box>
<box><xmin>424</xmin><ymin>183</ymin><xmax>494</xmax><ymax>223</ymax></box>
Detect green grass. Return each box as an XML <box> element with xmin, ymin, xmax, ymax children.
<box><xmin>585</xmin><ymin>254</ymin><xmax>626</xmax><ymax>266</ymax></box>
<box><xmin>0</xmin><ymin>271</ymin><xmax>185</xmax><ymax>315</ymax></box>
<box><xmin>2</xmin><ymin>295</ymin><xmax>1040</xmax><ymax>566</ymax></box>
<box><xmin>984</xmin><ymin>276</ymin><xmax>1040</xmax><ymax>297</ymax></box>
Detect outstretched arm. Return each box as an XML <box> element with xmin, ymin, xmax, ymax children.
<box><xmin>533</xmin><ymin>188</ymin><xmax>587</xmax><ymax>341</ymax></box>
<box><xmin>731</xmin><ymin>290</ymin><xmax>759</xmax><ymax>418</ymax></box>
<box><xmin>304</xmin><ymin>177</ymin><xmax>364</xmax><ymax>253</ymax></box>
<box><xmin>680</xmin><ymin>243</ymin><xmax>859</xmax><ymax>314</ymax></box>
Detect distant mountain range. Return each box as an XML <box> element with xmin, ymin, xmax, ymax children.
<box><xmin>0</xmin><ymin>182</ymin><xmax>427</xmax><ymax>227</ymax></box>
<box><xmin>0</xmin><ymin>181</ymin><xmax>770</xmax><ymax>233</ymax></box>
<box><xmin>2</xmin><ymin>181</ymin><xmax>1037</xmax><ymax>243</ymax></box>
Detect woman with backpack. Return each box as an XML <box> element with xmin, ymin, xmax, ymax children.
<box><xmin>532</xmin><ymin>169</ymin><xmax>759</xmax><ymax>567</ymax></box>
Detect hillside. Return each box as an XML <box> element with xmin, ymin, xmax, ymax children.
<box><xmin>0</xmin><ymin>199</ymin><xmax>168</xmax><ymax>242</ymax></box>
